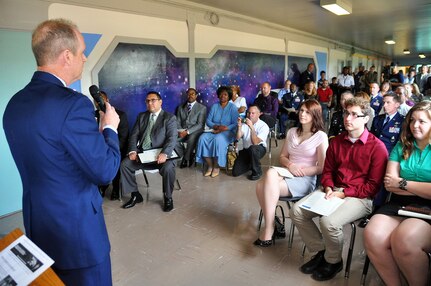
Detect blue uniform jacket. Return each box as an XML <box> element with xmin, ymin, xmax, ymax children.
<box><xmin>3</xmin><ymin>71</ymin><xmax>120</xmax><ymax>269</ymax></box>
<box><xmin>370</xmin><ymin>94</ymin><xmax>383</xmax><ymax>115</ymax></box>
<box><xmin>370</xmin><ymin>112</ymin><xmax>404</xmax><ymax>154</ymax></box>
<box><xmin>282</xmin><ymin>91</ymin><xmax>304</xmax><ymax>110</ymax></box>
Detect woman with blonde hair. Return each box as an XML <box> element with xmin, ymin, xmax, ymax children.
<box><xmin>230</xmin><ymin>85</ymin><xmax>247</xmax><ymax>117</ymax></box>
<box><xmin>412</xmin><ymin>82</ymin><xmax>425</xmax><ymax>101</ymax></box>
<box><xmin>301</xmin><ymin>81</ymin><xmax>318</xmax><ymax>100</ymax></box>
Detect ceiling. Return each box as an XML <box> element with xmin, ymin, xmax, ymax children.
<box><xmin>187</xmin><ymin>0</ymin><xmax>431</xmax><ymax>63</ymax></box>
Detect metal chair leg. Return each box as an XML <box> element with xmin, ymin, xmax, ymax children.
<box><xmin>143</xmin><ymin>172</ymin><xmax>149</xmax><ymax>187</ymax></box>
<box><xmin>345</xmin><ymin>222</ymin><xmax>357</xmax><ymax>279</ymax></box>
<box><xmin>257</xmin><ymin>209</ymin><xmax>263</xmax><ymax>231</ymax></box>
<box><xmin>360</xmin><ymin>255</ymin><xmax>370</xmax><ymax>285</ymax></box>
<box><xmin>428</xmin><ymin>252</ymin><xmax>431</xmax><ymax>285</ymax></box>
<box><xmin>285</xmin><ymin>200</ymin><xmax>294</xmax><ymax>249</ymax></box>
<box><xmin>288</xmin><ymin>223</ymin><xmax>295</xmax><ymax>249</ymax></box>
<box><xmin>268</xmin><ymin>135</ymin><xmax>272</xmax><ymax>158</ymax></box>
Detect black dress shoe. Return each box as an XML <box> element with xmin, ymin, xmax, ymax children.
<box><xmin>188</xmin><ymin>159</ymin><xmax>194</xmax><ymax>167</ymax></box>
<box><xmin>163</xmin><ymin>198</ymin><xmax>174</xmax><ymax>212</ymax></box>
<box><xmin>180</xmin><ymin>159</ymin><xmax>188</xmax><ymax>169</ymax></box>
<box><xmin>300</xmin><ymin>250</ymin><xmax>325</xmax><ymax>274</ymax></box>
<box><xmin>248</xmin><ymin>172</ymin><xmax>262</xmax><ymax>181</ymax></box>
<box><xmin>110</xmin><ymin>189</ymin><xmax>120</xmax><ymax>201</ymax></box>
<box><xmin>311</xmin><ymin>259</ymin><xmax>343</xmax><ymax>281</ymax></box>
<box><xmin>253</xmin><ymin>237</ymin><xmax>275</xmax><ymax>247</ymax></box>
<box><xmin>122</xmin><ymin>193</ymin><xmax>143</xmax><ymax>209</ymax></box>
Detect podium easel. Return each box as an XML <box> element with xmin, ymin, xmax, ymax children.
<box><xmin>0</xmin><ymin>228</ymin><xmax>64</xmax><ymax>286</ymax></box>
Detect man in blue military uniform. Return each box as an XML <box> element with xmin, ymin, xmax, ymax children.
<box><xmin>370</xmin><ymin>92</ymin><xmax>404</xmax><ymax>154</ymax></box>
<box><xmin>366</xmin><ymin>91</ymin><xmax>404</xmax><ymax>211</ymax></box>
<box><xmin>369</xmin><ymin>82</ymin><xmax>384</xmax><ymax>115</ymax></box>
<box><xmin>278</xmin><ymin>83</ymin><xmax>303</xmax><ymax>138</ymax></box>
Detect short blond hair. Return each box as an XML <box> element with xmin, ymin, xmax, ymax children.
<box><xmin>32</xmin><ymin>19</ymin><xmax>79</xmax><ymax>66</ymax></box>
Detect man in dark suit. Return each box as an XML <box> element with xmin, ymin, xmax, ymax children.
<box><xmin>299</xmin><ymin>63</ymin><xmax>315</xmax><ymax>90</ymax></box>
<box><xmin>254</xmin><ymin>82</ymin><xmax>278</xmax><ymax>128</ymax></box>
<box><xmin>121</xmin><ymin>91</ymin><xmax>178</xmax><ymax>212</ymax></box>
<box><xmin>3</xmin><ymin>19</ymin><xmax>120</xmax><ymax>286</ymax></box>
<box><xmin>98</xmin><ymin>91</ymin><xmax>129</xmax><ymax>200</ymax></box>
<box><xmin>176</xmin><ymin>88</ymin><xmax>206</xmax><ymax>168</ymax></box>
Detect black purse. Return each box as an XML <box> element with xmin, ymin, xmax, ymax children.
<box><xmin>274</xmin><ymin>205</ymin><xmax>286</xmax><ymax>239</ymax></box>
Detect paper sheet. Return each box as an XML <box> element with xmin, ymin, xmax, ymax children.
<box><xmin>271</xmin><ymin>166</ymin><xmax>294</xmax><ymax>179</ymax></box>
<box><xmin>138</xmin><ymin>148</ymin><xmax>179</xmax><ymax>164</ymax></box>
<box><xmin>0</xmin><ymin>235</ymin><xmax>54</xmax><ymax>286</ymax></box>
<box><xmin>299</xmin><ymin>191</ymin><xmax>345</xmax><ymax>216</ymax></box>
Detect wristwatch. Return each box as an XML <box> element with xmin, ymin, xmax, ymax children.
<box><xmin>399</xmin><ymin>178</ymin><xmax>408</xmax><ymax>190</ymax></box>
<box><xmin>334</xmin><ymin>187</ymin><xmax>344</xmax><ymax>193</ymax></box>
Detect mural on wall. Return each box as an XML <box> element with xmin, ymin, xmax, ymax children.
<box><xmin>98</xmin><ymin>43</ymin><xmax>189</xmax><ymax>129</ymax></box>
<box><xmin>195</xmin><ymin>50</ymin><xmax>285</xmax><ymax>107</ymax></box>
<box><xmin>287</xmin><ymin>56</ymin><xmax>315</xmax><ymax>86</ymax></box>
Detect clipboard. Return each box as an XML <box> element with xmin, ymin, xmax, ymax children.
<box><xmin>138</xmin><ymin>148</ymin><xmax>180</xmax><ymax>164</ymax></box>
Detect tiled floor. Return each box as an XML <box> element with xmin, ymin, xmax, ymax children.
<box><xmin>0</xmin><ymin>140</ymin><xmax>385</xmax><ymax>285</ymax></box>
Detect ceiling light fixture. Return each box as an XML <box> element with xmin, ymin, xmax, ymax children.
<box><xmin>385</xmin><ymin>40</ymin><xmax>396</xmax><ymax>45</ymax></box>
<box><xmin>320</xmin><ymin>0</ymin><xmax>352</xmax><ymax>16</ymax></box>
<box><xmin>403</xmin><ymin>49</ymin><xmax>411</xmax><ymax>54</ymax></box>
<box><xmin>419</xmin><ymin>54</ymin><xmax>426</xmax><ymax>59</ymax></box>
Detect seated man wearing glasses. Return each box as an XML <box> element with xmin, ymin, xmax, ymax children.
<box><xmin>121</xmin><ymin>91</ymin><xmax>178</xmax><ymax>212</ymax></box>
<box><xmin>290</xmin><ymin>97</ymin><xmax>388</xmax><ymax>281</ymax></box>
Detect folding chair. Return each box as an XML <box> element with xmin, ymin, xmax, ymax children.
<box><xmin>119</xmin><ymin>169</ymin><xmax>181</xmax><ymax>201</ymax></box>
<box><xmin>257</xmin><ymin>196</ymin><xmax>304</xmax><ymax>249</ymax></box>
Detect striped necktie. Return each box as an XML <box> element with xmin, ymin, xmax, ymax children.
<box><xmin>141</xmin><ymin>114</ymin><xmax>155</xmax><ymax>150</ymax></box>
<box><xmin>187</xmin><ymin>103</ymin><xmax>192</xmax><ymax>113</ymax></box>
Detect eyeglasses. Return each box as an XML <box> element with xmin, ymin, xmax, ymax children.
<box><xmin>343</xmin><ymin>111</ymin><xmax>367</xmax><ymax>119</ymax></box>
<box><xmin>146</xmin><ymin>98</ymin><xmax>160</xmax><ymax>104</ymax></box>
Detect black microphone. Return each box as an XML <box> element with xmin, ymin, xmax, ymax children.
<box><xmin>89</xmin><ymin>85</ymin><xmax>106</xmax><ymax>113</ymax></box>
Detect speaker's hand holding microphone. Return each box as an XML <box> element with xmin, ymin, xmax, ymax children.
<box><xmin>102</xmin><ymin>102</ymin><xmax>120</xmax><ymax>131</ymax></box>
<box><xmin>89</xmin><ymin>85</ymin><xmax>120</xmax><ymax>131</ymax></box>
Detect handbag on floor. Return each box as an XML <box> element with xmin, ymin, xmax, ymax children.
<box><xmin>226</xmin><ymin>144</ymin><xmax>237</xmax><ymax>175</ymax></box>
<box><xmin>274</xmin><ymin>205</ymin><xmax>286</xmax><ymax>239</ymax></box>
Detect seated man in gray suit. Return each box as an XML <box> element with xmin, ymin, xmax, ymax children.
<box><xmin>121</xmin><ymin>91</ymin><xmax>178</xmax><ymax>212</ymax></box>
<box><xmin>176</xmin><ymin>88</ymin><xmax>207</xmax><ymax>168</ymax></box>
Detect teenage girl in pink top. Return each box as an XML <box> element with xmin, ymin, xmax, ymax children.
<box><xmin>254</xmin><ymin>99</ymin><xmax>329</xmax><ymax>247</ymax></box>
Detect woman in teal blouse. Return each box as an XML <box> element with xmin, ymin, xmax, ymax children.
<box><xmin>364</xmin><ymin>101</ymin><xmax>431</xmax><ymax>286</ymax></box>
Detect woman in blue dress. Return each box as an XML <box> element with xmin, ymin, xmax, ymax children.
<box><xmin>196</xmin><ymin>86</ymin><xmax>239</xmax><ymax>177</ymax></box>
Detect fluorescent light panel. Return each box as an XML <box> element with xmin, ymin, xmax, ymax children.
<box><xmin>403</xmin><ymin>49</ymin><xmax>410</xmax><ymax>54</ymax></box>
<box><xmin>385</xmin><ymin>40</ymin><xmax>396</xmax><ymax>45</ymax></box>
<box><xmin>419</xmin><ymin>54</ymin><xmax>426</xmax><ymax>58</ymax></box>
<box><xmin>320</xmin><ymin>0</ymin><xmax>352</xmax><ymax>15</ymax></box>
